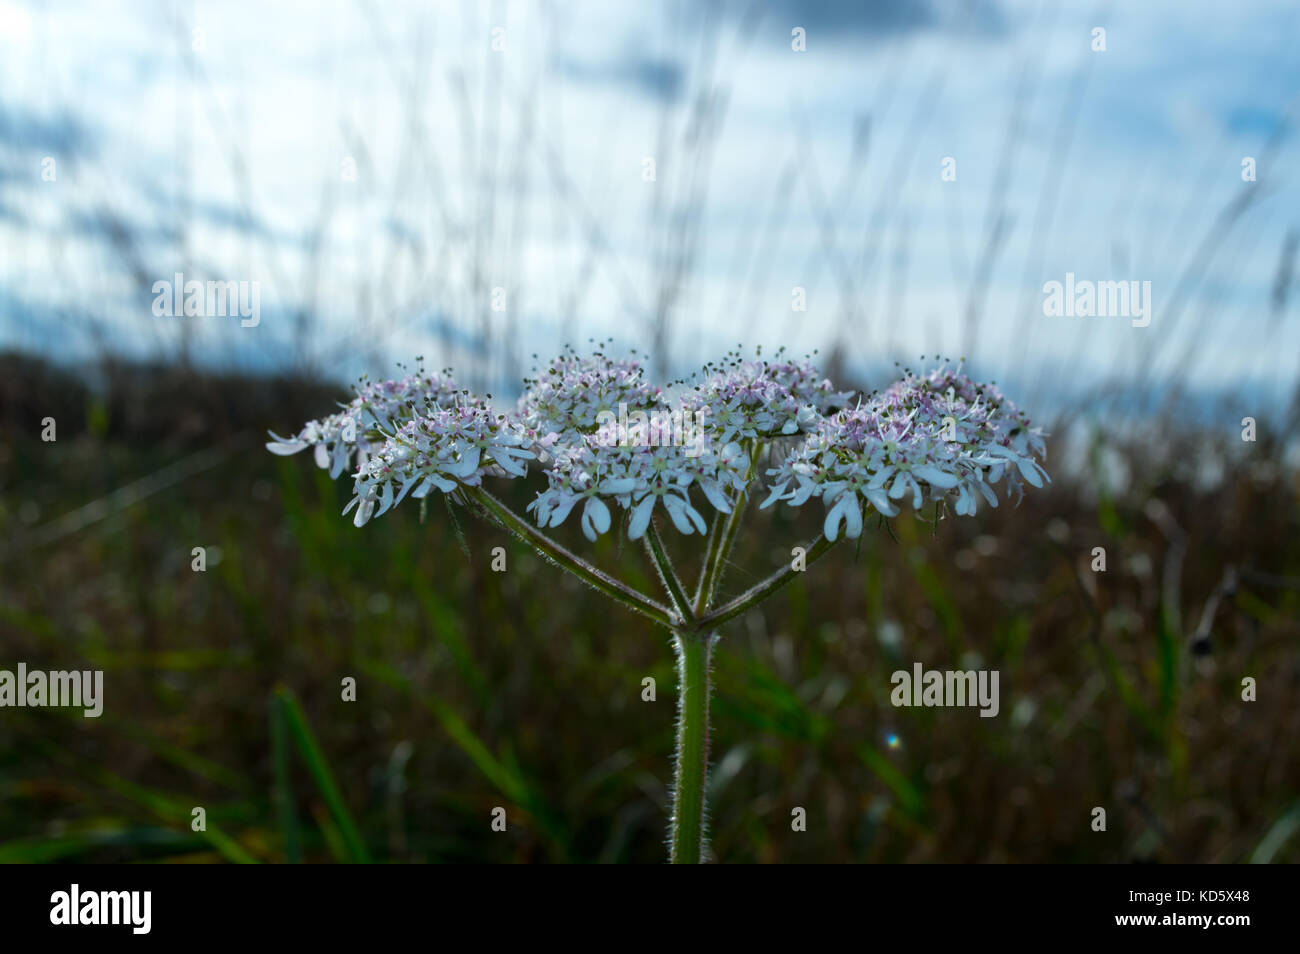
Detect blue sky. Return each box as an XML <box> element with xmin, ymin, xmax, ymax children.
<box><xmin>1</xmin><ymin>0</ymin><xmax>1297</xmax><ymax>414</ymax></box>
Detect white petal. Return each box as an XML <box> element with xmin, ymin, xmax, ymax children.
<box><xmin>759</xmin><ymin>479</ymin><xmax>790</xmax><ymax>509</ymax></box>
<box><xmin>353</xmin><ymin>496</ymin><xmax>376</xmax><ymax>528</ymax></box>
<box><xmin>487</xmin><ymin>448</ymin><xmax>521</xmax><ymax>476</ymax></box>
<box><xmin>375</xmin><ymin>479</ymin><xmax>396</xmax><ymax>516</ymax></box>
<box><xmin>547</xmin><ymin>496</ymin><xmax>578</xmax><ymax>527</ymax></box>
<box><xmin>889</xmin><ymin>471</ymin><xmax>909</xmax><ymax>499</ymax></box>
<box><xmin>417</xmin><ymin>473</ymin><xmax>457</xmax><ymax>495</ymax></box>
<box><xmin>913</xmin><ymin>464</ymin><xmax>959</xmax><ymax>489</ymax></box>
<box><xmin>863</xmin><ymin>486</ymin><xmax>899</xmax><ymax>517</ymax></box>
<box><xmin>392</xmin><ymin>478</ymin><xmax>418</xmax><ymax>508</ymax></box>
<box><xmin>662</xmin><ymin>495</ymin><xmax>696</xmax><ymax>534</ymax></box>
<box><xmin>445</xmin><ymin>445</ymin><xmax>482</xmax><ymax>477</ymax></box>
<box><xmin>699</xmin><ymin>480</ymin><xmax>733</xmax><ymax>513</ymax></box>
<box><xmin>266</xmin><ymin>441</ymin><xmax>306</xmax><ymax>456</ymax></box>
<box><xmin>602</xmin><ymin>477</ymin><xmax>638</xmax><ymax>495</ymax></box>
<box><xmin>823</xmin><ymin>492</ymin><xmax>854</xmax><ymax>542</ymax></box>
<box><xmin>684</xmin><ymin>500</ymin><xmax>708</xmax><ymax>534</ymax></box>
<box><xmin>867</xmin><ymin>466</ymin><xmax>895</xmax><ymax>491</ymax></box>
<box><xmin>628</xmin><ymin>495</ymin><xmax>656</xmax><ymax>540</ymax></box>
<box><xmin>1016</xmin><ymin>457</ymin><xmax>1044</xmax><ymax>487</ymax></box>
<box><xmin>844</xmin><ymin>494</ymin><xmax>863</xmax><ymax>538</ymax></box>
<box><xmin>581</xmin><ymin>498</ymin><xmax>611</xmax><ymax>540</ymax></box>
<box><xmin>792</xmin><ymin>478</ymin><xmax>820</xmax><ymax>506</ymax></box>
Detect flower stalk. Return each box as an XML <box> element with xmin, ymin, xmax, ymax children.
<box><xmin>478</xmin><ymin>484</ymin><xmax>836</xmax><ymax>863</ymax></box>
<box><xmin>270</xmin><ymin>346</ymin><xmax>1047</xmax><ymax>863</ymax></box>
<box><xmin>645</xmin><ymin>519</ymin><xmax>695</xmax><ymax>626</ymax></box>
<box><xmin>670</xmin><ymin>630</ymin><xmax>714</xmax><ymax>864</ymax></box>
<box><xmin>697</xmin><ymin>533</ymin><xmax>839</xmax><ymax>630</ymax></box>
<box><xmin>468</xmin><ymin>487</ymin><xmax>674</xmax><ymax>628</ymax></box>
<box><xmin>694</xmin><ymin>438</ymin><xmax>760</xmax><ymax>613</ymax></box>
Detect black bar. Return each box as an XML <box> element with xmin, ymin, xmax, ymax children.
<box><xmin>0</xmin><ymin>863</ymin><xmax>1282</xmax><ymax>940</ymax></box>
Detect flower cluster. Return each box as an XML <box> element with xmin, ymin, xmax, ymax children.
<box><xmin>528</xmin><ymin>429</ymin><xmax>748</xmax><ymax>541</ymax></box>
<box><xmin>762</xmin><ymin>365</ymin><xmax>1048</xmax><ymax>540</ymax></box>
<box><xmin>344</xmin><ymin>399</ymin><xmax>535</xmax><ymax>527</ymax></box>
<box><xmin>266</xmin><ymin>361</ymin><xmax>460</xmax><ymax>478</ymax></box>
<box><xmin>517</xmin><ymin>348</ymin><xmax>847</xmax><ymax>543</ymax></box>
<box><xmin>269</xmin><ymin>348</ymin><xmax>1047</xmax><ymax>540</ymax></box>
<box><xmin>515</xmin><ymin>345</ymin><xmax>665</xmax><ymax>450</ymax></box>
<box><xmin>678</xmin><ymin>350</ymin><xmax>853</xmax><ymax>446</ymax></box>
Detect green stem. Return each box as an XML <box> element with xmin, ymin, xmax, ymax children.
<box><xmin>468</xmin><ymin>487</ymin><xmax>673</xmax><ymax>627</ymax></box>
<box><xmin>670</xmin><ymin>631</ymin><xmax>714</xmax><ymax>864</ymax></box>
<box><xmin>694</xmin><ymin>439</ymin><xmax>761</xmax><ymax>613</ymax></box>
<box><xmin>645</xmin><ymin>519</ymin><xmax>695</xmax><ymax>625</ymax></box>
<box><xmin>467</xmin><ymin>481</ymin><xmax>838</xmax><ymax>867</ymax></box>
<box><xmin>693</xmin><ymin>512</ymin><xmax>724</xmax><ymax>610</ymax></box>
<box><xmin>697</xmin><ymin>534</ymin><xmax>839</xmax><ymax>630</ymax></box>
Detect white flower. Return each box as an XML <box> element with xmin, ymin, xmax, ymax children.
<box><xmin>266</xmin><ymin>361</ymin><xmax>460</xmax><ymax>479</ymax></box>
<box><xmin>271</xmin><ymin>350</ymin><xmax>1047</xmax><ymax>543</ymax></box>
<box><xmin>526</xmin><ymin>432</ymin><xmax>748</xmax><ymax>541</ymax></box>
<box><xmin>343</xmin><ymin>398</ymin><xmax>534</xmax><ymax>527</ymax></box>
<box><xmin>762</xmin><ymin>365</ymin><xmax>1049</xmax><ymax>538</ymax></box>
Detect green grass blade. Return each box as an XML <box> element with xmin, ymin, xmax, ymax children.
<box><xmin>274</xmin><ymin>687</ymin><xmax>371</xmax><ymax>863</ymax></box>
<box><xmin>271</xmin><ymin>693</ymin><xmax>302</xmax><ymax>863</ymax></box>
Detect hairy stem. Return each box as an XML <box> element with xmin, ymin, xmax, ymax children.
<box><xmin>670</xmin><ymin>630</ymin><xmax>714</xmax><ymax>864</ymax></box>
<box><xmin>697</xmin><ymin>534</ymin><xmax>839</xmax><ymax>630</ymax></box>
<box><xmin>705</xmin><ymin>502</ymin><xmax>745</xmax><ymax>604</ymax></box>
<box><xmin>694</xmin><ymin>439</ymin><xmax>761</xmax><ymax>613</ymax></box>
<box><xmin>693</xmin><ymin>511</ymin><xmax>725</xmax><ymax>611</ymax></box>
<box><xmin>468</xmin><ymin>487</ymin><xmax>673</xmax><ymax>627</ymax></box>
<box><xmin>645</xmin><ymin>519</ymin><xmax>695</xmax><ymax>625</ymax></box>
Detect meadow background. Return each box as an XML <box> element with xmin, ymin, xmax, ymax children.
<box><xmin>1</xmin><ymin>0</ymin><xmax>1298</xmax><ymax>863</ymax></box>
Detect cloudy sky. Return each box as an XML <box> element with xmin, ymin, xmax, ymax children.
<box><xmin>1</xmin><ymin>0</ymin><xmax>1297</xmax><ymax>413</ymax></box>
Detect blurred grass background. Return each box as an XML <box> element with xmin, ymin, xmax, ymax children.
<box><xmin>3</xmin><ymin>0</ymin><xmax>1299</xmax><ymax>866</ymax></box>
<box><xmin>1</xmin><ymin>351</ymin><xmax>1296</xmax><ymax>863</ymax></box>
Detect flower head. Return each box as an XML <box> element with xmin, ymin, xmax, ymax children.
<box><xmin>527</xmin><ymin>427</ymin><xmax>749</xmax><ymax>542</ymax></box>
<box><xmin>344</xmin><ymin>397</ymin><xmax>535</xmax><ymax>527</ymax></box>
<box><xmin>516</xmin><ymin>344</ymin><xmax>666</xmax><ymax>452</ymax></box>
<box><xmin>270</xmin><ymin>350</ymin><xmax>1046</xmax><ymax>542</ymax></box>
<box><xmin>763</xmin><ymin>364</ymin><xmax>1048</xmax><ymax>540</ymax></box>
<box><xmin>680</xmin><ymin>348</ymin><xmax>853</xmax><ymax>446</ymax></box>
<box><xmin>266</xmin><ymin>360</ymin><xmax>461</xmax><ymax>478</ymax></box>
